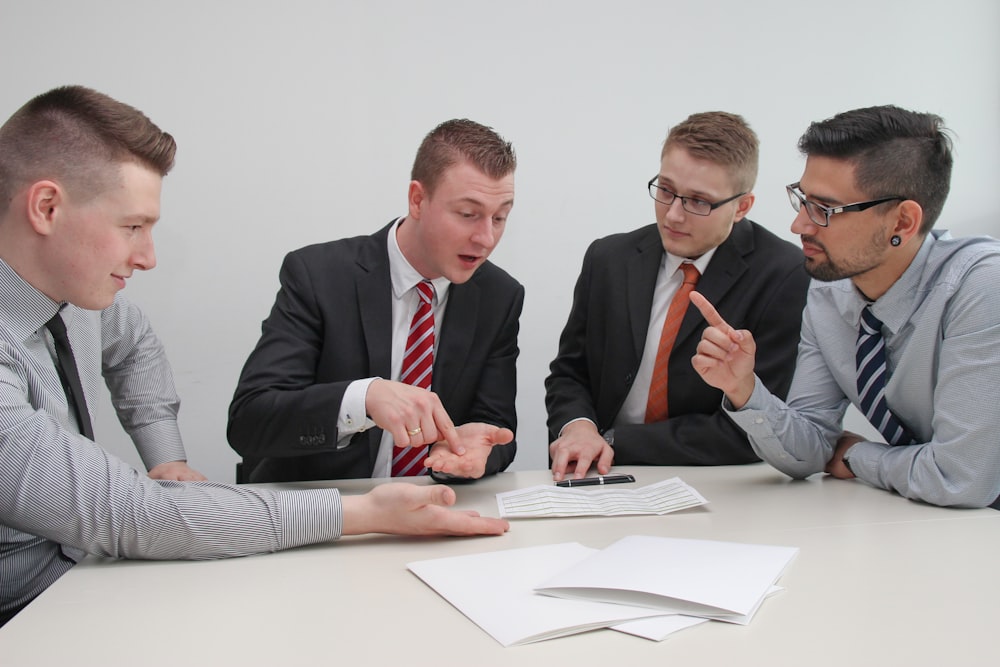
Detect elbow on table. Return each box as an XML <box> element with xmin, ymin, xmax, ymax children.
<box><xmin>914</xmin><ymin>485</ymin><xmax>1000</xmax><ymax>510</ymax></box>
<box><xmin>750</xmin><ymin>440</ymin><xmax>824</xmax><ymax>481</ymax></box>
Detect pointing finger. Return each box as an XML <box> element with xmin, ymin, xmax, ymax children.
<box><xmin>690</xmin><ymin>291</ymin><xmax>733</xmax><ymax>332</ymax></box>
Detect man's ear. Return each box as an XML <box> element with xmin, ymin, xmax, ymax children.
<box><xmin>733</xmin><ymin>192</ymin><xmax>755</xmax><ymax>222</ymax></box>
<box><xmin>893</xmin><ymin>199</ymin><xmax>923</xmax><ymax>243</ymax></box>
<box><xmin>25</xmin><ymin>180</ymin><xmax>62</xmax><ymax>236</ymax></box>
<box><xmin>407</xmin><ymin>180</ymin><xmax>427</xmax><ymax>221</ymax></box>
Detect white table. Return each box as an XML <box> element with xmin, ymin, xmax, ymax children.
<box><xmin>1</xmin><ymin>464</ymin><xmax>997</xmax><ymax>666</ymax></box>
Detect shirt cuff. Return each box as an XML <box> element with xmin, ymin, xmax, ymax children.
<box><xmin>273</xmin><ymin>488</ymin><xmax>344</xmax><ymax>548</ymax></box>
<box><xmin>130</xmin><ymin>419</ymin><xmax>187</xmax><ymax>470</ymax></box>
<box><xmin>722</xmin><ymin>375</ymin><xmax>769</xmax><ymax>413</ymax></box>
<box><xmin>840</xmin><ymin>439</ymin><xmax>889</xmax><ymax>485</ymax></box>
<box><xmin>338</xmin><ymin>378</ymin><xmax>378</xmax><ymax>443</ymax></box>
<box><xmin>558</xmin><ymin>417</ymin><xmax>597</xmax><ymax>438</ymax></box>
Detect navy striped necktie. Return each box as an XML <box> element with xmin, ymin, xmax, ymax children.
<box><xmin>856</xmin><ymin>306</ymin><xmax>914</xmax><ymax>446</ymax></box>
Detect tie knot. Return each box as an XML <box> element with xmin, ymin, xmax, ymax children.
<box><xmin>45</xmin><ymin>313</ymin><xmax>70</xmax><ymax>343</ymax></box>
<box><xmin>679</xmin><ymin>263</ymin><xmax>700</xmax><ymax>285</ymax></box>
<box><xmin>415</xmin><ymin>280</ymin><xmax>434</xmax><ymax>304</ymax></box>
<box><xmin>860</xmin><ymin>306</ymin><xmax>882</xmax><ymax>335</ymax></box>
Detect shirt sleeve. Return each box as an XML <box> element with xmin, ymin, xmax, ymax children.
<box><xmin>846</xmin><ymin>260</ymin><xmax>1000</xmax><ymax>508</ymax></box>
<box><xmin>0</xmin><ymin>355</ymin><xmax>343</xmax><ymax>559</ymax></box>
<box><xmin>99</xmin><ymin>296</ymin><xmax>187</xmax><ymax>470</ymax></box>
<box><xmin>725</xmin><ymin>303</ymin><xmax>851</xmax><ymax>479</ymax></box>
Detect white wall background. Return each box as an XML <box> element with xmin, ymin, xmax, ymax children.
<box><xmin>1</xmin><ymin>0</ymin><xmax>997</xmax><ymax>481</ymax></box>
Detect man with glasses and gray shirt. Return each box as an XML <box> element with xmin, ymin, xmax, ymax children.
<box><xmin>691</xmin><ymin>105</ymin><xmax>1000</xmax><ymax>509</ymax></box>
<box><xmin>545</xmin><ymin>111</ymin><xmax>809</xmax><ymax>482</ymax></box>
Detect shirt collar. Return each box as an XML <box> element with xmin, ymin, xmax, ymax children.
<box><xmin>0</xmin><ymin>257</ymin><xmax>63</xmax><ymax>341</ymax></box>
<box><xmin>843</xmin><ymin>231</ymin><xmax>943</xmax><ymax>334</ymax></box>
<box><xmin>387</xmin><ymin>217</ymin><xmax>451</xmax><ymax>302</ymax></box>
<box><xmin>663</xmin><ymin>247</ymin><xmax>717</xmax><ymax>277</ymax></box>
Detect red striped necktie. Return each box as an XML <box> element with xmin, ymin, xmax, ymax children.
<box><xmin>392</xmin><ymin>280</ymin><xmax>435</xmax><ymax>476</ymax></box>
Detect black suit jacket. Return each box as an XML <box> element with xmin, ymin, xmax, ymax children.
<box><xmin>228</xmin><ymin>222</ymin><xmax>523</xmax><ymax>482</ymax></box>
<box><xmin>545</xmin><ymin>220</ymin><xmax>809</xmax><ymax>465</ymax></box>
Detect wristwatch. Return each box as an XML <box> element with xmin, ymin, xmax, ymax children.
<box><xmin>602</xmin><ymin>429</ymin><xmax>615</xmax><ymax>447</ymax></box>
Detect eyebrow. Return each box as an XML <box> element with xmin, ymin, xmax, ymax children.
<box><xmin>124</xmin><ymin>215</ymin><xmax>159</xmax><ymax>225</ymax></box>
<box><xmin>453</xmin><ymin>197</ymin><xmax>515</xmax><ymax>209</ymax></box>
<box><xmin>798</xmin><ymin>183</ymin><xmax>846</xmax><ymax>207</ymax></box>
<box><xmin>656</xmin><ymin>177</ymin><xmax>718</xmax><ymax>201</ymax></box>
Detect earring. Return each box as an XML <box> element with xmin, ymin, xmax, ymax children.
<box><xmin>890</xmin><ymin>235</ymin><xmax>901</xmax><ymax>247</ymax></box>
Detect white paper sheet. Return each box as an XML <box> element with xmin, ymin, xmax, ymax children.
<box><xmin>496</xmin><ymin>477</ymin><xmax>708</xmax><ymax>518</ymax></box>
<box><xmin>407</xmin><ymin>543</ymin><xmax>671</xmax><ymax>646</ymax></box>
<box><xmin>535</xmin><ymin>535</ymin><xmax>797</xmax><ymax>624</ymax></box>
<box><xmin>611</xmin><ymin>614</ymin><xmax>708</xmax><ymax>640</ymax></box>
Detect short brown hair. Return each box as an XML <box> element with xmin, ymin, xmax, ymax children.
<box><xmin>662</xmin><ymin>111</ymin><xmax>759</xmax><ymax>193</ymax></box>
<box><xmin>0</xmin><ymin>85</ymin><xmax>176</xmax><ymax>216</ymax></box>
<box><xmin>410</xmin><ymin>119</ymin><xmax>516</xmax><ymax>195</ymax></box>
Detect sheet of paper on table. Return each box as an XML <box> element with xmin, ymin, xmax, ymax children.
<box><xmin>407</xmin><ymin>536</ymin><xmax>796</xmax><ymax>646</ymax></box>
<box><xmin>408</xmin><ymin>542</ymin><xmax>675</xmax><ymax>646</ymax></box>
<box><xmin>496</xmin><ymin>477</ymin><xmax>708</xmax><ymax>518</ymax></box>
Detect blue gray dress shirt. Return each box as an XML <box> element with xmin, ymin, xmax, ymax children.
<box><xmin>726</xmin><ymin>231</ymin><xmax>1000</xmax><ymax>508</ymax></box>
<box><xmin>0</xmin><ymin>259</ymin><xmax>343</xmax><ymax>622</ymax></box>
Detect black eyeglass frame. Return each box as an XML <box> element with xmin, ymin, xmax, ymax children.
<box><xmin>786</xmin><ymin>182</ymin><xmax>906</xmax><ymax>228</ymax></box>
<box><xmin>647</xmin><ymin>177</ymin><xmax>746</xmax><ymax>216</ymax></box>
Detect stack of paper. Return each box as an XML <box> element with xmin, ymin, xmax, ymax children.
<box><xmin>407</xmin><ymin>535</ymin><xmax>798</xmax><ymax>647</ymax></box>
<box><xmin>496</xmin><ymin>477</ymin><xmax>708</xmax><ymax>518</ymax></box>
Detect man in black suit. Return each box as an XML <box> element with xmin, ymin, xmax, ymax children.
<box><xmin>546</xmin><ymin>111</ymin><xmax>809</xmax><ymax>481</ymax></box>
<box><xmin>229</xmin><ymin>119</ymin><xmax>522</xmax><ymax>483</ymax></box>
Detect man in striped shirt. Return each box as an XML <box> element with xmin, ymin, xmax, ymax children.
<box><xmin>0</xmin><ymin>86</ymin><xmax>509</xmax><ymax>627</ymax></box>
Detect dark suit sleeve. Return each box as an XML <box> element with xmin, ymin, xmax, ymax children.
<box><xmin>228</xmin><ymin>250</ymin><xmax>354</xmax><ymax>459</ymax></box>
<box><xmin>476</xmin><ymin>284</ymin><xmax>523</xmax><ymax>476</ymax></box>
<box><xmin>435</xmin><ymin>272</ymin><xmax>524</xmax><ymax>479</ymax></box>
<box><xmin>545</xmin><ymin>242</ymin><xmax>605</xmax><ymax>438</ymax></box>
<box><xmin>612</xmin><ymin>260</ymin><xmax>810</xmax><ymax>466</ymax></box>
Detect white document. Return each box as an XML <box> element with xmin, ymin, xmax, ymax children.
<box><xmin>611</xmin><ymin>614</ymin><xmax>708</xmax><ymax>640</ymax></box>
<box><xmin>611</xmin><ymin>586</ymin><xmax>783</xmax><ymax>640</ymax></box>
<box><xmin>407</xmin><ymin>542</ymin><xmax>671</xmax><ymax>646</ymax></box>
<box><xmin>535</xmin><ymin>535</ymin><xmax>798</xmax><ymax>625</ymax></box>
<box><xmin>496</xmin><ymin>477</ymin><xmax>708</xmax><ymax>518</ymax></box>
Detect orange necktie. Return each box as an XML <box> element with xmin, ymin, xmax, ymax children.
<box><xmin>644</xmin><ymin>263</ymin><xmax>700</xmax><ymax>423</ymax></box>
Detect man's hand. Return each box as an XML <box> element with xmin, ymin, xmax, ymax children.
<box><xmin>341</xmin><ymin>483</ymin><xmax>510</xmax><ymax>536</ymax></box>
<box><xmin>423</xmin><ymin>423</ymin><xmax>514</xmax><ymax>479</ymax></box>
<box><xmin>148</xmin><ymin>460</ymin><xmax>207</xmax><ymax>481</ymax></box>
<box><xmin>825</xmin><ymin>431</ymin><xmax>864</xmax><ymax>479</ymax></box>
<box><xmin>365</xmin><ymin>379</ymin><xmax>463</xmax><ymax>454</ymax></box>
<box><xmin>549</xmin><ymin>420</ymin><xmax>613</xmax><ymax>482</ymax></box>
<box><xmin>689</xmin><ymin>291</ymin><xmax>758</xmax><ymax>408</ymax></box>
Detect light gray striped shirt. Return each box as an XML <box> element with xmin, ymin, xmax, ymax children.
<box><xmin>1</xmin><ymin>259</ymin><xmax>343</xmax><ymax>621</ymax></box>
<box><xmin>727</xmin><ymin>231</ymin><xmax>1000</xmax><ymax>508</ymax></box>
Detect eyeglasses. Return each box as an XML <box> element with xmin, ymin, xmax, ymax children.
<box><xmin>786</xmin><ymin>182</ymin><xmax>905</xmax><ymax>228</ymax></box>
<box><xmin>647</xmin><ymin>178</ymin><xmax>745</xmax><ymax>216</ymax></box>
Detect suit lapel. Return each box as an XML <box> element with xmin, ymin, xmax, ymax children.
<box><xmin>435</xmin><ymin>278</ymin><xmax>479</xmax><ymax>406</ymax></box>
<box><xmin>627</xmin><ymin>226</ymin><xmax>666</xmax><ymax>361</ymax></box>
<box><xmin>357</xmin><ymin>224</ymin><xmax>394</xmax><ymax>382</ymax></box>
<box><xmin>675</xmin><ymin>221</ymin><xmax>753</xmax><ymax>347</ymax></box>
<box><xmin>353</xmin><ymin>224</ymin><xmax>397</xmax><ymax>474</ymax></box>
